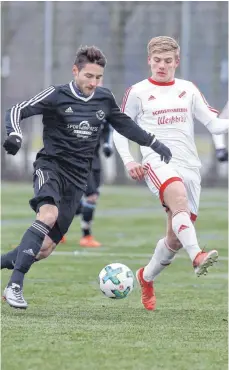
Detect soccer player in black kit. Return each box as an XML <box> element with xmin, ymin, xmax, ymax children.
<box><xmin>2</xmin><ymin>45</ymin><xmax>172</xmax><ymax>309</ymax></box>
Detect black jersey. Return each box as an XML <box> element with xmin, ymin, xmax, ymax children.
<box><xmin>5</xmin><ymin>81</ymin><xmax>153</xmax><ymax>189</ymax></box>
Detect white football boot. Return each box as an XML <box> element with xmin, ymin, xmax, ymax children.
<box><xmin>5</xmin><ymin>283</ymin><xmax>28</xmax><ymax>309</ymax></box>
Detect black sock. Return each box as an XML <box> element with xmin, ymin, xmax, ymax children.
<box><xmin>8</xmin><ymin>220</ymin><xmax>51</xmax><ymax>287</ymax></box>
<box><xmin>1</xmin><ymin>246</ymin><xmax>20</xmax><ymax>270</ymax></box>
<box><xmin>83</xmin><ymin>228</ymin><xmax>91</xmax><ymax>237</ymax></box>
<box><xmin>81</xmin><ymin>201</ymin><xmax>96</xmax><ymax>237</ymax></box>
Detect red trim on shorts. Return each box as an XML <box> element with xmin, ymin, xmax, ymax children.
<box><xmin>159</xmin><ymin>177</ymin><xmax>183</xmax><ymax>203</ymax></box>
<box><xmin>144</xmin><ymin>165</ymin><xmax>198</xmax><ymax>220</ymax></box>
<box><xmin>190</xmin><ymin>213</ymin><xmax>197</xmax><ymax>222</ymax></box>
<box><xmin>121</xmin><ymin>87</ymin><xmax>132</xmax><ymax>112</ymax></box>
<box><xmin>148</xmin><ymin>78</ymin><xmax>175</xmax><ymax>86</ymax></box>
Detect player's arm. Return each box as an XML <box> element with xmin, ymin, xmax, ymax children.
<box><xmin>113</xmin><ymin>87</ymin><xmax>138</xmax><ymax>166</ymax></box>
<box><xmin>192</xmin><ymin>85</ymin><xmax>229</xmax><ymax>135</ymax></box>
<box><xmin>112</xmin><ymin>87</ymin><xmax>144</xmax><ymax>180</ymax></box>
<box><xmin>101</xmin><ymin>122</ymin><xmax>113</xmax><ymax>158</ymax></box>
<box><xmin>192</xmin><ymin>86</ymin><xmax>228</xmax><ymax>162</ymax></box>
<box><xmin>107</xmin><ymin>89</ymin><xmax>172</xmax><ymax>180</ymax></box>
<box><xmin>3</xmin><ymin>86</ymin><xmax>57</xmax><ymax>155</ymax></box>
<box><xmin>213</xmin><ymin>103</ymin><xmax>228</xmax><ymax>162</ymax></box>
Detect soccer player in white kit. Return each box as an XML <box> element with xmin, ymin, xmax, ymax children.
<box><xmin>113</xmin><ymin>36</ymin><xmax>229</xmax><ymax>311</ymax></box>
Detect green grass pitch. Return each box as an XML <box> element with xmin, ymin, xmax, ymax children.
<box><xmin>1</xmin><ymin>183</ymin><xmax>228</xmax><ymax>370</ymax></box>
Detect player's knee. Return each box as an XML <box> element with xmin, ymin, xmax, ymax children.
<box><xmin>37</xmin><ymin>205</ymin><xmax>58</xmax><ymax>227</ymax></box>
<box><xmin>37</xmin><ymin>236</ymin><xmax>56</xmax><ymax>260</ymax></box>
<box><xmin>166</xmin><ymin>236</ymin><xmax>182</xmax><ymax>252</ymax></box>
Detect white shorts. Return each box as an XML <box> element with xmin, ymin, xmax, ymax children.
<box><xmin>143</xmin><ymin>160</ymin><xmax>201</xmax><ymax>221</ymax></box>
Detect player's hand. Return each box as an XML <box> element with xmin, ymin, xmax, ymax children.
<box><xmin>3</xmin><ymin>134</ymin><xmax>22</xmax><ymax>155</ymax></box>
<box><xmin>102</xmin><ymin>143</ymin><xmax>113</xmax><ymax>158</ymax></box>
<box><xmin>216</xmin><ymin>148</ymin><xmax>228</xmax><ymax>162</ymax></box>
<box><xmin>126</xmin><ymin>161</ymin><xmax>145</xmax><ymax>181</ymax></box>
<box><xmin>150</xmin><ymin>139</ymin><xmax>172</xmax><ymax>164</ymax></box>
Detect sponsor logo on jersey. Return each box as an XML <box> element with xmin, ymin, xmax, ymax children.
<box><xmin>158</xmin><ymin>115</ymin><xmax>187</xmax><ymax>125</ymax></box>
<box><xmin>67</xmin><ymin>121</ymin><xmax>99</xmax><ymax>138</ymax></box>
<box><xmin>153</xmin><ymin>108</ymin><xmax>188</xmax><ymax>116</ymax></box>
<box><xmin>96</xmin><ymin>110</ymin><xmax>105</xmax><ymax>120</ymax></box>
<box><xmin>79</xmin><ymin>121</ymin><xmax>90</xmax><ymax>130</ymax></box>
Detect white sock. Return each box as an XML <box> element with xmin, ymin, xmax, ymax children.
<box><xmin>172</xmin><ymin>210</ymin><xmax>201</xmax><ymax>261</ymax></box>
<box><xmin>143</xmin><ymin>238</ymin><xmax>177</xmax><ymax>282</ymax></box>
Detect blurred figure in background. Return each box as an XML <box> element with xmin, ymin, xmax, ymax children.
<box><xmin>61</xmin><ymin>121</ymin><xmax>113</xmax><ymax>247</ymax></box>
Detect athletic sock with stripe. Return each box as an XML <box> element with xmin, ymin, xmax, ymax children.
<box><xmin>8</xmin><ymin>220</ymin><xmax>51</xmax><ymax>287</ymax></box>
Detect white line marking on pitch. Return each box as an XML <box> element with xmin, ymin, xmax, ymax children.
<box><xmin>52</xmin><ymin>250</ymin><xmax>228</xmax><ymax>261</ymax></box>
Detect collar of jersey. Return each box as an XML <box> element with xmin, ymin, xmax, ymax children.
<box><xmin>69</xmin><ymin>81</ymin><xmax>95</xmax><ymax>102</ymax></box>
<box><xmin>148</xmin><ymin>78</ymin><xmax>175</xmax><ymax>86</ymax></box>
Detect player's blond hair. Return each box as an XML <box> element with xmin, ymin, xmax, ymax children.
<box><xmin>147</xmin><ymin>36</ymin><xmax>180</xmax><ymax>59</ymax></box>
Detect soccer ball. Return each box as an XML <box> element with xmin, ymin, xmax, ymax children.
<box><xmin>99</xmin><ymin>263</ymin><xmax>134</xmax><ymax>299</ymax></box>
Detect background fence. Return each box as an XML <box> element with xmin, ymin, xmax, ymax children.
<box><xmin>1</xmin><ymin>1</ymin><xmax>228</xmax><ymax>185</ymax></box>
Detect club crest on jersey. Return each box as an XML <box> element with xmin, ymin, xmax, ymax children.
<box><xmin>96</xmin><ymin>110</ymin><xmax>105</xmax><ymax>120</ymax></box>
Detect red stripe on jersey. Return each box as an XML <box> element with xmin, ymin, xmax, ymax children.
<box><xmin>121</xmin><ymin>87</ymin><xmax>132</xmax><ymax>112</ymax></box>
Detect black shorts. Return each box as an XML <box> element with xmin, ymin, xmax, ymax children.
<box><xmin>29</xmin><ymin>165</ymin><xmax>84</xmax><ymax>244</ymax></box>
<box><xmin>85</xmin><ymin>169</ymin><xmax>101</xmax><ymax>196</ymax></box>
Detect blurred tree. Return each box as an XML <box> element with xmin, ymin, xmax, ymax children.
<box><xmin>105</xmin><ymin>2</ymin><xmax>141</xmax><ymax>183</ymax></box>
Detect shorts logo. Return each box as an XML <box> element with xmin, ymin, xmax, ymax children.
<box><xmin>96</xmin><ymin>110</ymin><xmax>105</xmax><ymax>120</ymax></box>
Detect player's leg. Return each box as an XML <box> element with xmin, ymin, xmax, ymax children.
<box><xmin>162</xmin><ymin>168</ymin><xmax>218</xmax><ymax>273</ymax></box>
<box><xmin>1</xmin><ymin>235</ymin><xmax>56</xmax><ymax>271</ymax></box>
<box><xmin>60</xmin><ymin>191</ymin><xmax>83</xmax><ymax>244</ymax></box>
<box><xmin>143</xmin><ymin>210</ymin><xmax>181</xmax><ymax>280</ymax></box>
<box><xmin>48</xmin><ymin>181</ymin><xmax>85</xmax><ymax>250</ymax></box>
<box><xmin>137</xmin><ymin>162</ymin><xmax>218</xmax><ymax>310</ymax></box>
<box><xmin>1</xmin><ymin>248</ymin><xmax>19</xmax><ymax>270</ymax></box>
<box><xmin>79</xmin><ymin>169</ymin><xmax>101</xmax><ymax>247</ymax></box>
<box><xmin>4</xmin><ymin>167</ymin><xmax>61</xmax><ymax>309</ymax></box>
<box><xmin>136</xmin><ymin>208</ymin><xmax>181</xmax><ymax>310</ymax></box>
<box><xmin>2</xmin><ymin>235</ymin><xmax>56</xmax><ymax>301</ymax></box>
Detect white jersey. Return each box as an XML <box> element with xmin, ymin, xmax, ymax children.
<box><xmin>114</xmin><ymin>77</ymin><xmax>228</xmax><ymax>169</ymax></box>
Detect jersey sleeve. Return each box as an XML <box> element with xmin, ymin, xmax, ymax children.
<box><xmin>192</xmin><ymin>84</ymin><xmax>219</xmax><ymax>124</ymax></box>
<box><xmin>120</xmin><ymin>86</ymin><xmax>139</xmax><ymax>121</ymax></box>
<box><xmin>192</xmin><ymin>84</ymin><xmax>229</xmax><ymax>134</ymax></box>
<box><xmin>5</xmin><ymin>86</ymin><xmax>57</xmax><ymax>138</ymax></box>
<box><xmin>106</xmin><ymin>91</ymin><xmax>153</xmax><ymax>147</ymax></box>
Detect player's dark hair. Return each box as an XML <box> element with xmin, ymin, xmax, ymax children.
<box><xmin>74</xmin><ymin>46</ymin><xmax>107</xmax><ymax>70</ymax></box>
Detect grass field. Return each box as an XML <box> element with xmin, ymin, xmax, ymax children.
<box><xmin>1</xmin><ymin>183</ymin><xmax>228</xmax><ymax>370</ymax></box>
